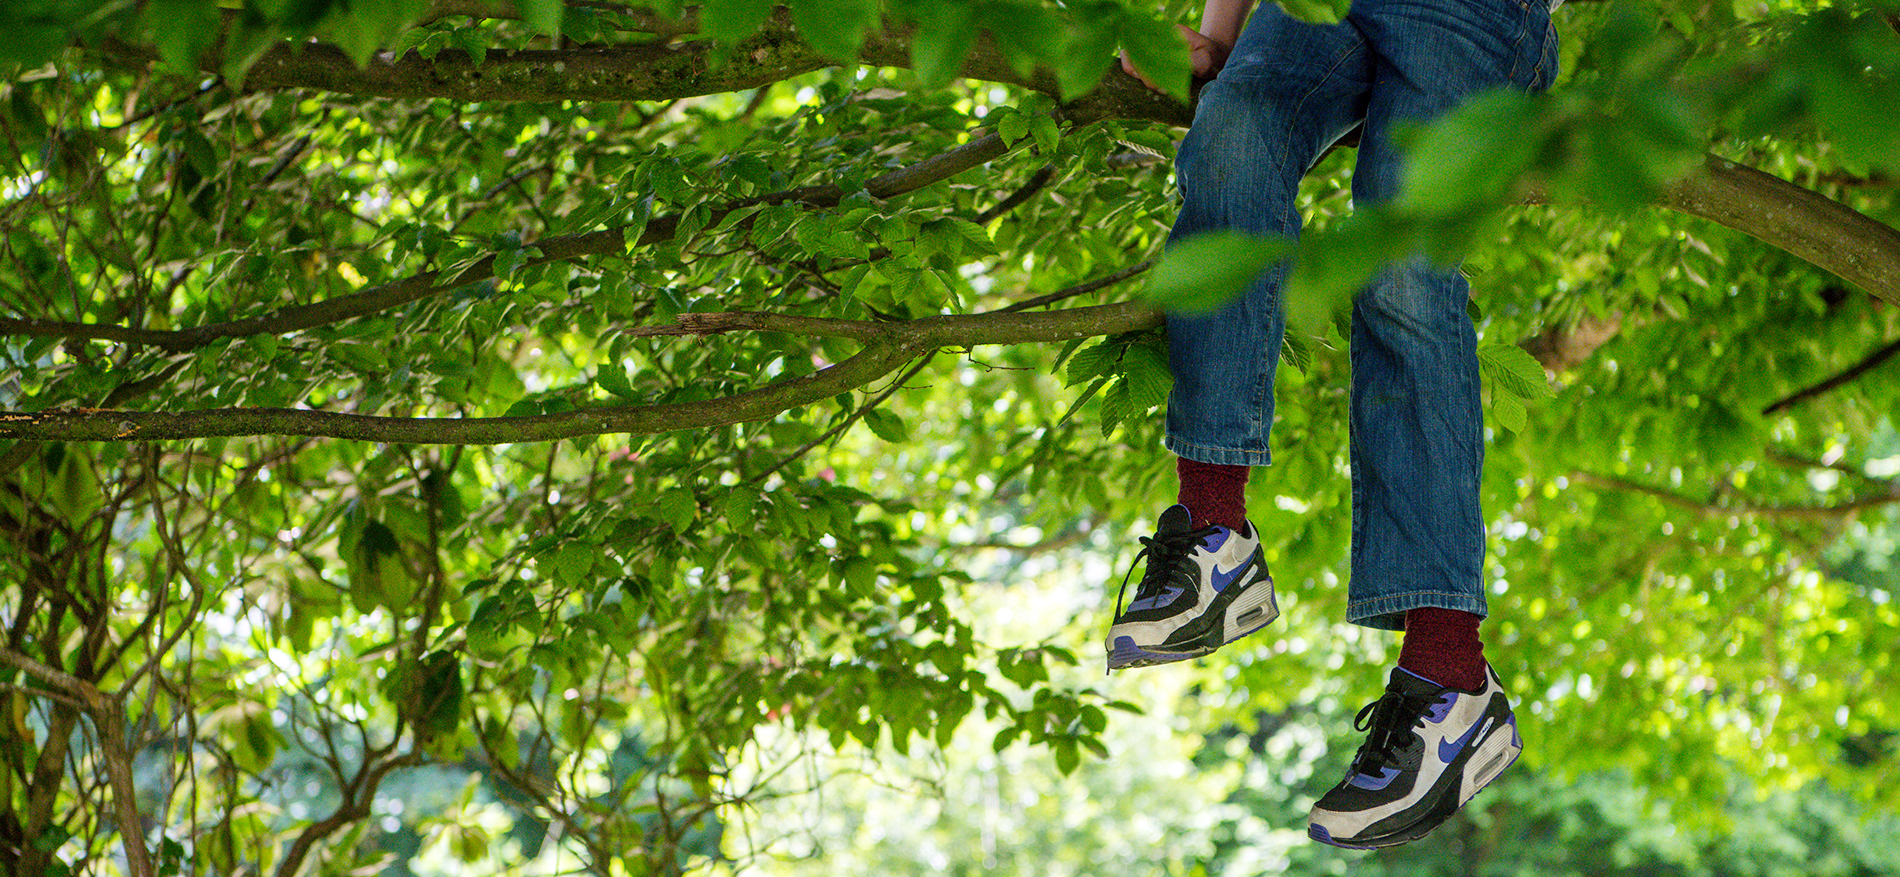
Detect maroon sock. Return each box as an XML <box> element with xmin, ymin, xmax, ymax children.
<box><xmin>1175</xmin><ymin>456</ymin><xmax>1250</xmax><ymax>532</ymax></box>
<box><xmin>1398</xmin><ymin>607</ymin><xmax>1486</xmax><ymax>691</ymax></box>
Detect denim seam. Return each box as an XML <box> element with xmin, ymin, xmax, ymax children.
<box><xmin>1167</xmin><ymin>435</ymin><xmax>1272</xmax><ymax>464</ymax></box>
<box><xmin>1348</xmin><ymin>591</ymin><xmax>1487</xmax><ymax>616</ymax></box>
<box><xmin>1507</xmin><ymin>1</ymin><xmax>1532</xmax><ymax>83</ymax></box>
<box><xmin>1279</xmin><ymin>41</ymin><xmax>1363</xmax><ymax>235</ymax></box>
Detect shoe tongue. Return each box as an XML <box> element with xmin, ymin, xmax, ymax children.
<box><xmin>1156</xmin><ymin>504</ymin><xmax>1193</xmax><ymax>536</ymax></box>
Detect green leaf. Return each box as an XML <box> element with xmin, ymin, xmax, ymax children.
<box><xmin>596</xmin><ymin>365</ymin><xmax>636</xmax><ymax>400</ymax></box>
<box><xmin>1064</xmin><ymin>341</ymin><xmax>1118</xmax><ymax>387</ymax></box>
<box><xmin>1398</xmin><ymin>90</ymin><xmax>1542</xmax><ymax>218</ymax></box>
<box><xmin>148</xmin><ymin>0</ymin><xmax>223</xmax><ymax>72</ymax></box>
<box><xmin>1478</xmin><ymin>343</ymin><xmax>1554</xmax><ymax>400</ymax></box>
<box><xmin>909</xmin><ymin>0</ymin><xmax>976</xmax><ymax>87</ymax></box>
<box><xmin>995</xmin><ymin>110</ymin><xmax>1030</xmax><ymax>146</ymax></box>
<box><xmin>1057</xmin><ymin>17</ymin><xmax>1117</xmax><ymax>99</ymax></box>
<box><xmin>451</xmin><ymin>27</ymin><xmax>488</xmax><ymax>66</ymax></box>
<box><xmin>1143</xmin><ymin>230</ymin><xmax>1288</xmax><ymax>314</ymax></box>
<box><xmin>842</xmin><ymin>556</ymin><xmax>878</xmax><ymax>596</ymax></box>
<box><xmin>1029</xmin><ymin>113</ymin><xmax>1061</xmax><ymax>154</ymax></box>
<box><xmin>1054</xmin><ymin>738</ymin><xmax>1080</xmax><ymax>774</ymax></box>
<box><xmin>864</xmin><ymin>408</ymin><xmax>908</xmax><ymax>442</ymax></box>
<box><xmin>1117</xmin><ymin>10</ymin><xmax>1191</xmax><ymax>103</ymax></box>
<box><xmin>701</xmin><ymin>0</ymin><xmax>773</xmax><ymax>45</ymax></box>
<box><xmin>521</xmin><ymin>0</ymin><xmax>564</xmax><ymax>37</ymax></box>
<box><xmin>1100</xmin><ymin>378</ymin><xmax>1137</xmax><ymax>438</ymax></box>
<box><xmin>1491</xmin><ymin>392</ymin><xmax>1527</xmax><ymax>434</ymax></box>
<box><xmin>1119</xmin><ymin>344</ymin><xmax>1172</xmax><ymax>412</ymax></box>
<box><xmin>791</xmin><ymin>0</ymin><xmax>875</xmax><ymax>62</ymax></box>
<box><xmin>655</xmin><ymin>487</ymin><xmax>698</xmax><ymax>531</ymax></box>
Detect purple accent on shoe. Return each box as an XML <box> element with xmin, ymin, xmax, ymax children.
<box><xmin>1198</xmin><ymin>527</ymin><xmax>1230</xmax><ymax>552</ymax></box>
<box><xmin>1106</xmin><ymin>636</ymin><xmax>1200</xmax><ymax>671</ymax></box>
<box><xmin>1128</xmin><ymin>584</ymin><xmax>1186</xmax><ymax>612</ymax></box>
<box><xmin>1308</xmin><ymin>823</ymin><xmax>1374</xmax><ymax>850</ymax></box>
<box><xmin>1397</xmin><ymin>669</ymin><xmax>1458</xmax><ymax>722</ymax></box>
<box><xmin>1346</xmin><ymin>766</ymin><xmax>1402</xmax><ymax>791</ymax></box>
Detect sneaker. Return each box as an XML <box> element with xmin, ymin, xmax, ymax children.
<box><xmin>1104</xmin><ymin>504</ymin><xmax>1278</xmax><ymax>672</ymax></box>
<box><xmin>1308</xmin><ymin>664</ymin><xmax>1522</xmax><ymax>849</ymax></box>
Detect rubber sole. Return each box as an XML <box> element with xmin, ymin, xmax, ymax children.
<box><xmin>1105</xmin><ymin>573</ymin><xmax>1278</xmax><ymax>671</ymax></box>
<box><xmin>1309</xmin><ymin>715</ymin><xmax>1522</xmax><ymax>850</ymax></box>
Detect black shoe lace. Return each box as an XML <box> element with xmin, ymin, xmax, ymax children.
<box><xmin>1348</xmin><ymin>687</ymin><xmax>1446</xmax><ymax>774</ymax></box>
<box><xmin>1112</xmin><ymin>524</ymin><xmax>1218</xmax><ymax>619</ymax></box>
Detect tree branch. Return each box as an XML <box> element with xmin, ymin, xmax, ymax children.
<box><xmin>1657</xmin><ymin>156</ymin><xmax>1900</xmax><ymax>308</ymax></box>
<box><xmin>0</xmin><ymin>648</ymin><xmax>151</xmax><ymax>877</ymax></box>
<box><xmin>1572</xmin><ymin>471</ymin><xmax>1900</xmax><ymax>521</ymax></box>
<box><xmin>0</xmin><ymin>300</ymin><xmax>1160</xmax><ymax>443</ymax></box>
<box><xmin>1760</xmin><ymin>336</ymin><xmax>1900</xmax><ymax>415</ymax></box>
<box><xmin>100</xmin><ymin>9</ymin><xmax>1186</xmax><ymax>127</ymax></box>
<box><xmin>0</xmin><ymin>131</ymin><xmax>1016</xmax><ymax>350</ymax></box>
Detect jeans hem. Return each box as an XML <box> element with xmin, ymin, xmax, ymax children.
<box><xmin>1347</xmin><ymin>592</ymin><xmax>1488</xmax><ymax>632</ymax></box>
<box><xmin>1166</xmin><ymin>436</ymin><xmax>1272</xmax><ymax>467</ymax></box>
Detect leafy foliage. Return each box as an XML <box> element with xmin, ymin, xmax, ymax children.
<box><xmin>1</xmin><ymin>0</ymin><xmax>1899</xmax><ymax>874</ymax></box>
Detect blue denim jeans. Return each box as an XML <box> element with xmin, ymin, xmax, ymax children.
<box><xmin>1163</xmin><ymin>0</ymin><xmax>1558</xmax><ymax>630</ymax></box>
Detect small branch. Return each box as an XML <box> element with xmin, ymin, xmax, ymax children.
<box><xmin>625</xmin><ymin>310</ymin><xmax>887</xmax><ymax>340</ymax></box>
<box><xmin>0</xmin><ymin>680</ymin><xmax>88</xmax><ymax>711</ymax></box>
<box><xmin>1572</xmin><ymin>471</ymin><xmax>1900</xmax><ymax>521</ymax></box>
<box><xmin>0</xmin><ymin>646</ymin><xmax>104</xmax><ymax>709</ymax></box>
<box><xmin>1761</xmin><ymin>336</ymin><xmax>1900</xmax><ymax>415</ymax></box>
<box><xmin>93</xmin><ymin>698</ymin><xmax>155</xmax><ymax>877</ymax></box>
<box><xmin>750</xmin><ymin>352</ymin><xmax>938</xmax><ymax>484</ymax></box>
<box><xmin>0</xmin><ymin>648</ymin><xmax>151</xmax><ymax>876</ymax></box>
<box><xmin>972</xmin><ymin>164</ymin><xmax>1058</xmax><ymax>226</ymax></box>
<box><xmin>992</xmin><ymin>259</ymin><xmax>1153</xmax><ymax>314</ymax></box>
<box><xmin>1655</xmin><ymin>157</ymin><xmax>1900</xmax><ymax>308</ymax></box>
<box><xmin>1763</xmin><ymin>448</ymin><xmax>1894</xmax><ymax>487</ymax></box>
<box><xmin>949</xmin><ymin>521</ymin><xmax>1097</xmax><ymax>555</ymax></box>
<box><xmin>0</xmin><ymin>133</ymin><xmax>1014</xmax><ymax>351</ymax></box>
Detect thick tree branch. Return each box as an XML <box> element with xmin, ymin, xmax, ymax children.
<box><xmin>1658</xmin><ymin>156</ymin><xmax>1900</xmax><ymax>308</ymax></box>
<box><xmin>0</xmin><ymin>300</ymin><xmax>1162</xmax><ymax>443</ymax></box>
<box><xmin>100</xmin><ymin>8</ymin><xmax>1185</xmax><ymax>127</ymax></box>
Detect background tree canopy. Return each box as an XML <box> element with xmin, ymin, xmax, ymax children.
<box><xmin>2</xmin><ymin>0</ymin><xmax>1899</xmax><ymax>874</ymax></box>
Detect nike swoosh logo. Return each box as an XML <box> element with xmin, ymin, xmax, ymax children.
<box><xmin>1209</xmin><ymin>558</ymin><xmax>1250</xmax><ymax>592</ymax></box>
<box><xmin>1440</xmin><ymin>715</ymin><xmax>1497</xmax><ymax>763</ymax></box>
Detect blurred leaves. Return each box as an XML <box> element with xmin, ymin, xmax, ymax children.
<box><xmin>3</xmin><ymin>0</ymin><xmax>1900</xmax><ymax>873</ymax></box>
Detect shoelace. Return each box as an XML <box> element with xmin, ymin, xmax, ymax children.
<box><xmin>1348</xmin><ymin>687</ymin><xmax>1447</xmax><ymax>774</ymax></box>
<box><xmin>1112</xmin><ymin>524</ymin><xmax>1218</xmax><ymax>619</ymax></box>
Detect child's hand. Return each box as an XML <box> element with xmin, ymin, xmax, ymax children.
<box><xmin>1121</xmin><ymin>25</ymin><xmax>1232</xmax><ymax>94</ymax></box>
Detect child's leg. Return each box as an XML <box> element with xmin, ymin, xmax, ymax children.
<box><xmin>1342</xmin><ymin>0</ymin><xmax>1557</xmax><ymax>638</ymax></box>
<box><xmin>1107</xmin><ymin>7</ymin><xmax>1374</xmax><ymax>673</ymax></box>
<box><xmin>1308</xmin><ymin>0</ymin><xmax>1558</xmax><ymax>850</ymax></box>
<box><xmin>1165</xmin><ymin>6</ymin><xmax>1372</xmax><ymax>474</ymax></box>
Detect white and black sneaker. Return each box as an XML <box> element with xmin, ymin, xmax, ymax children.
<box><xmin>1104</xmin><ymin>504</ymin><xmax>1278</xmax><ymax>672</ymax></box>
<box><xmin>1308</xmin><ymin>664</ymin><xmax>1522</xmax><ymax>849</ymax></box>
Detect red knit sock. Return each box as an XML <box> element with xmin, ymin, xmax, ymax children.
<box><xmin>1175</xmin><ymin>456</ymin><xmax>1250</xmax><ymax>532</ymax></box>
<box><xmin>1397</xmin><ymin>607</ymin><xmax>1486</xmax><ymax>691</ymax></box>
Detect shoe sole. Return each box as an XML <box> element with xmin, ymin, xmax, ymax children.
<box><xmin>1105</xmin><ymin>572</ymin><xmax>1278</xmax><ymax>671</ymax></box>
<box><xmin>1309</xmin><ymin>714</ymin><xmax>1522</xmax><ymax>850</ymax></box>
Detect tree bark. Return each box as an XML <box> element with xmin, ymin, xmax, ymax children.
<box><xmin>0</xmin><ymin>301</ymin><xmax>1162</xmax><ymax>444</ymax></box>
